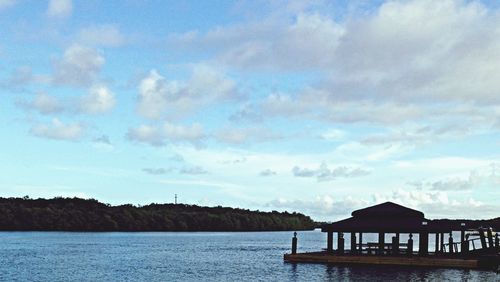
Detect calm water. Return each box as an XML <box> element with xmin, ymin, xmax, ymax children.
<box><xmin>0</xmin><ymin>230</ymin><xmax>497</xmax><ymax>281</ymax></box>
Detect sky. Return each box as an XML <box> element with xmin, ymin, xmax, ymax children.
<box><xmin>0</xmin><ymin>0</ymin><xmax>499</xmax><ymax>221</ymax></box>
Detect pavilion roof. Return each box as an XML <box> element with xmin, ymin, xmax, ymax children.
<box><xmin>321</xmin><ymin>202</ymin><xmax>463</xmax><ymax>233</ymax></box>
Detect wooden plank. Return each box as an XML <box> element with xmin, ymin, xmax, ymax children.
<box><xmin>284</xmin><ymin>253</ymin><xmax>480</xmax><ymax>269</ymax></box>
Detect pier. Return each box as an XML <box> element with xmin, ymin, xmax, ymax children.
<box><xmin>284</xmin><ymin>202</ymin><xmax>500</xmax><ymax>270</ymax></box>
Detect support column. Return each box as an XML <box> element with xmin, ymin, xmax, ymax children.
<box><xmin>394</xmin><ymin>233</ymin><xmax>400</xmax><ymax>255</ymax></box>
<box><xmin>435</xmin><ymin>233</ymin><xmax>439</xmax><ymax>253</ymax></box>
<box><xmin>327</xmin><ymin>231</ymin><xmax>333</xmax><ymax>253</ymax></box>
<box><xmin>460</xmin><ymin>224</ymin><xmax>466</xmax><ymax>254</ymax></box>
<box><xmin>338</xmin><ymin>232</ymin><xmax>344</xmax><ymax>255</ymax></box>
<box><xmin>440</xmin><ymin>233</ymin><xmax>445</xmax><ymax>252</ymax></box>
<box><xmin>350</xmin><ymin>232</ymin><xmax>357</xmax><ymax>253</ymax></box>
<box><xmin>419</xmin><ymin>231</ymin><xmax>429</xmax><ymax>256</ymax></box>
<box><xmin>378</xmin><ymin>232</ymin><xmax>385</xmax><ymax>255</ymax></box>
<box><xmin>479</xmin><ymin>228</ymin><xmax>487</xmax><ymax>249</ymax></box>
<box><xmin>358</xmin><ymin>232</ymin><xmax>363</xmax><ymax>253</ymax></box>
<box><xmin>448</xmin><ymin>232</ymin><xmax>454</xmax><ymax>253</ymax></box>
<box><xmin>487</xmin><ymin>228</ymin><xmax>494</xmax><ymax>248</ymax></box>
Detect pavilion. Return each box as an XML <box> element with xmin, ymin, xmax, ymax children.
<box><xmin>284</xmin><ymin>202</ymin><xmax>500</xmax><ymax>269</ymax></box>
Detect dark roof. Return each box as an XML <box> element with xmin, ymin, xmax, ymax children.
<box><xmin>351</xmin><ymin>202</ymin><xmax>424</xmax><ymax>219</ymax></box>
<box><xmin>322</xmin><ymin>202</ymin><xmax>434</xmax><ymax>233</ymax></box>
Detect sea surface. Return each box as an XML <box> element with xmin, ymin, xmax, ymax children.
<box><xmin>0</xmin><ymin>230</ymin><xmax>497</xmax><ymax>281</ymax></box>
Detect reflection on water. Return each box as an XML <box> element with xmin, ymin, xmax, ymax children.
<box><xmin>0</xmin><ymin>230</ymin><xmax>497</xmax><ymax>281</ymax></box>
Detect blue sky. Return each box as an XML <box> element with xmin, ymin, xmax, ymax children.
<box><xmin>1</xmin><ymin>0</ymin><xmax>499</xmax><ymax>220</ymax></box>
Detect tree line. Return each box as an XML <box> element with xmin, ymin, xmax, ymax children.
<box><xmin>0</xmin><ymin>196</ymin><xmax>316</xmax><ymax>231</ymax></box>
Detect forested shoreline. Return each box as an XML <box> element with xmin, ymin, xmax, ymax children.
<box><xmin>0</xmin><ymin>197</ymin><xmax>316</xmax><ymax>232</ymax></box>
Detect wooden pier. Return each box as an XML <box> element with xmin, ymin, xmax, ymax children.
<box><xmin>284</xmin><ymin>252</ymin><xmax>484</xmax><ymax>269</ymax></box>
<box><xmin>284</xmin><ymin>202</ymin><xmax>500</xmax><ymax>270</ymax></box>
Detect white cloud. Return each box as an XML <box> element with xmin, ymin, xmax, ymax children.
<box><xmin>19</xmin><ymin>85</ymin><xmax>114</xmax><ymax>116</ymax></box>
<box><xmin>137</xmin><ymin>66</ymin><xmax>237</xmax><ymax>120</ymax></box>
<box><xmin>127</xmin><ymin>122</ymin><xmax>205</xmax><ymax>147</ymax></box>
<box><xmin>214</xmin><ymin>126</ymin><xmax>282</xmax><ymax>145</ymax></box>
<box><xmin>407</xmin><ymin>164</ymin><xmax>500</xmax><ymax>191</ymax></box>
<box><xmin>47</xmin><ymin>0</ymin><xmax>72</xmax><ymax>18</ymax></box>
<box><xmin>431</xmin><ymin>178</ymin><xmax>472</xmax><ymax>191</ymax></box>
<box><xmin>177</xmin><ymin>0</ymin><xmax>500</xmax><ymax>141</ymax></box>
<box><xmin>292</xmin><ymin>162</ymin><xmax>370</xmax><ymax>181</ymax></box>
<box><xmin>266</xmin><ymin>195</ymin><xmax>369</xmax><ymax>220</ymax></box>
<box><xmin>77</xmin><ymin>25</ymin><xmax>125</xmax><ymax>47</ymax></box>
<box><xmin>24</xmin><ymin>93</ymin><xmax>62</xmax><ymax>115</ymax></box>
<box><xmin>30</xmin><ymin>118</ymin><xmax>84</xmax><ymax>141</ymax></box>
<box><xmin>267</xmin><ymin>189</ymin><xmax>499</xmax><ymax>221</ymax></box>
<box><xmin>52</xmin><ymin>44</ymin><xmax>104</xmax><ymax>87</ymax></box>
<box><xmin>164</xmin><ymin>122</ymin><xmax>205</xmax><ymax>143</ymax></box>
<box><xmin>80</xmin><ymin>84</ymin><xmax>115</xmax><ymax>114</ymax></box>
<box><xmin>173</xmin><ymin>13</ymin><xmax>344</xmax><ymax>70</ymax></box>
<box><xmin>126</xmin><ymin>125</ymin><xmax>164</xmax><ymax>146</ymax></box>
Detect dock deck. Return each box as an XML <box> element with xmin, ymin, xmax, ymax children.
<box><xmin>283</xmin><ymin>252</ymin><xmax>496</xmax><ymax>269</ymax></box>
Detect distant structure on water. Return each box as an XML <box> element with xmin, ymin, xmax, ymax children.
<box><xmin>285</xmin><ymin>202</ymin><xmax>500</xmax><ymax>270</ymax></box>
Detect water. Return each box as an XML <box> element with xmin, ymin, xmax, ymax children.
<box><xmin>0</xmin><ymin>230</ymin><xmax>497</xmax><ymax>281</ymax></box>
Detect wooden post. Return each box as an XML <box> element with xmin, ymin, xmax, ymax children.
<box><xmin>460</xmin><ymin>223</ymin><xmax>466</xmax><ymax>254</ymax></box>
<box><xmin>479</xmin><ymin>228</ymin><xmax>487</xmax><ymax>249</ymax></box>
<box><xmin>338</xmin><ymin>232</ymin><xmax>344</xmax><ymax>255</ymax></box>
<box><xmin>435</xmin><ymin>233</ymin><xmax>439</xmax><ymax>253</ymax></box>
<box><xmin>327</xmin><ymin>231</ymin><xmax>333</xmax><ymax>253</ymax></box>
<box><xmin>448</xmin><ymin>232</ymin><xmax>453</xmax><ymax>253</ymax></box>
<box><xmin>440</xmin><ymin>233</ymin><xmax>445</xmax><ymax>252</ymax></box>
<box><xmin>358</xmin><ymin>232</ymin><xmax>363</xmax><ymax>253</ymax></box>
<box><xmin>395</xmin><ymin>233</ymin><xmax>400</xmax><ymax>254</ymax></box>
<box><xmin>419</xmin><ymin>230</ymin><xmax>429</xmax><ymax>256</ymax></box>
<box><xmin>487</xmin><ymin>228</ymin><xmax>494</xmax><ymax>248</ymax></box>
<box><xmin>391</xmin><ymin>236</ymin><xmax>398</xmax><ymax>255</ymax></box>
<box><xmin>378</xmin><ymin>232</ymin><xmax>385</xmax><ymax>255</ymax></box>
<box><xmin>291</xmin><ymin>232</ymin><xmax>297</xmax><ymax>254</ymax></box>
<box><xmin>407</xmin><ymin>233</ymin><xmax>413</xmax><ymax>256</ymax></box>
<box><xmin>351</xmin><ymin>232</ymin><xmax>357</xmax><ymax>254</ymax></box>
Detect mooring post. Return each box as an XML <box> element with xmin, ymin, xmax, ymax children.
<box><xmin>407</xmin><ymin>233</ymin><xmax>413</xmax><ymax>256</ymax></box>
<box><xmin>291</xmin><ymin>232</ymin><xmax>297</xmax><ymax>255</ymax></box>
<box><xmin>448</xmin><ymin>232</ymin><xmax>454</xmax><ymax>253</ymax></box>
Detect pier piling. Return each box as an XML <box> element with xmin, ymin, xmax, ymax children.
<box><xmin>291</xmin><ymin>232</ymin><xmax>297</xmax><ymax>254</ymax></box>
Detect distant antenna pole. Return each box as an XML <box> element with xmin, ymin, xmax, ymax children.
<box><xmin>175</xmin><ymin>194</ymin><xmax>177</xmax><ymax>205</ymax></box>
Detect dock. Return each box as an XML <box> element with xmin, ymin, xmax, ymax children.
<box><xmin>284</xmin><ymin>202</ymin><xmax>500</xmax><ymax>270</ymax></box>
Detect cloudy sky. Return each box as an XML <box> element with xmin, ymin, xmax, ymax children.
<box><xmin>1</xmin><ymin>0</ymin><xmax>499</xmax><ymax>221</ymax></box>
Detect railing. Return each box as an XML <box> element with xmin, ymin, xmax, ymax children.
<box><xmin>441</xmin><ymin>237</ymin><xmax>486</xmax><ymax>253</ymax></box>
